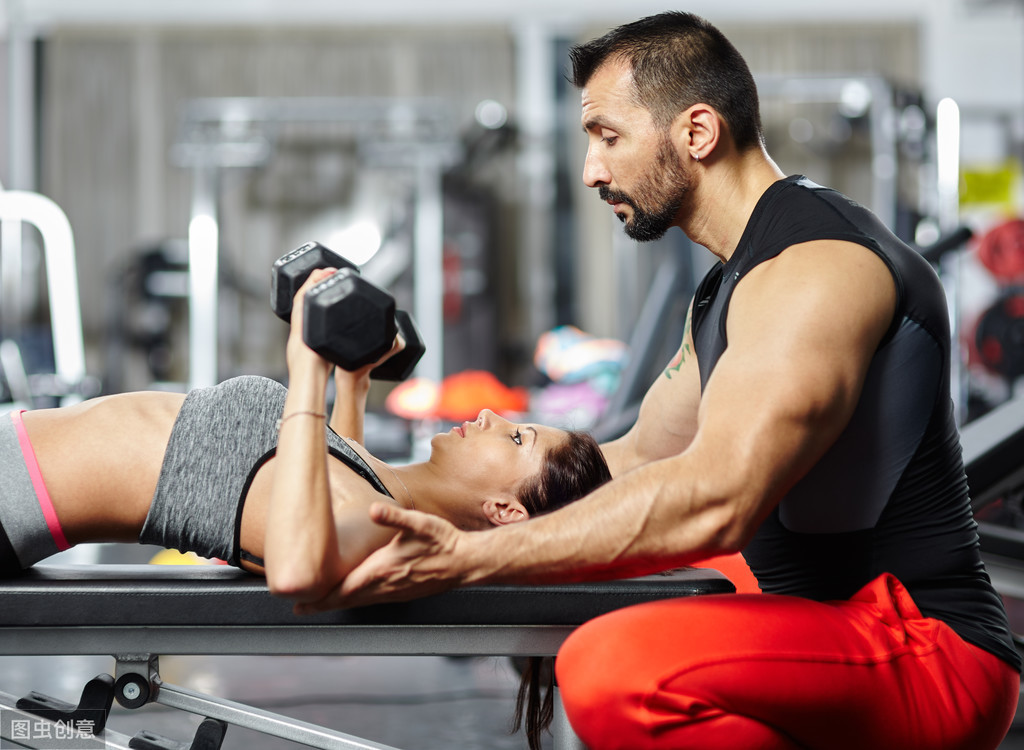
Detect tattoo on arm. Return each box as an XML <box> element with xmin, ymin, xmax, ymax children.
<box><xmin>663</xmin><ymin>311</ymin><xmax>693</xmax><ymax>380</ymax></box>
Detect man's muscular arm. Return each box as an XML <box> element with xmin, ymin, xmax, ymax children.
<box><xmin>601</xmin><ymin>302</ymin><xmax>701</xmax><ymax>477</ymax></box>
<box><xmin>332</xmin><ymin>241</ymin><xmax>896</xmax><ymax>608</ymax></box>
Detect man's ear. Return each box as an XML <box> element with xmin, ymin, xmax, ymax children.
<box><xmin>482</xmin><ymin>497</ymin><xmax>530</xmax><ymax>527</ymax></box>
<box><xmin>671</xmin><ymin>102</ymin><xmax>721</xmax><ymax>161</ymax></box>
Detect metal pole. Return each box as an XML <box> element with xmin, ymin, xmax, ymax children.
<box><xmin>154</xmin><ymin>678</ymin><xmax>400</xmax><ymax>750</ymax></box>
<box><xmin>413</xmin><ymin>155</ymin><xmax>444</xmax><ymax>389</ymax></box>
<box><xmin>6</xmin><ymin>2</ymin><xmax>36</xmax><ymax>192</ymax></box>
<box><xmin>552</xmin><ymin>688</ymin><xmax>588</xmax><ymax>750</ymax></box>
<box><xmin>867</xmin><ymin>78</ymin><xmax>898</xmax><ymax>232</ymax></box>
<box><xmin>3</xmin><ymin>2</ymin><xmax>36</xmax><ymax>342</ymax></box>
<box><xmin>188</xmin><ymin>164</ymin><xmax>220</xmax><ymax>390</ymax></box>
<box><xmin>936</xmin><ymin>97</ymin><xmax>966</xmax><ymax>424</ymax></box>
<box><xmin>514</xmin><ymin>23</ymin><xmax>557</xmax><ymax>345</ymax></box>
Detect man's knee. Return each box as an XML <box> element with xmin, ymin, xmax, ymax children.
<box><xmin>557</xmin><ymin>617</ymin><xmax>624</xmax><ymax>740</ymax></box>
<box><xmin>556</xmin><ymin>612</ymin><xmax>664</xmax><ymax>748</ymax></box>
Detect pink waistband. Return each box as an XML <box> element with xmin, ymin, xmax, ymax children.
<box><xmin>10</xmin><ymin>410</ymin><xmax>70</xmax><ymax>551</ymax></box>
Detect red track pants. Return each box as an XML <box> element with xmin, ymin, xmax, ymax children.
<box><xmin>556</xmin><ymin>573</ymin><xmax>1018</xmax><ymax>750</ymax></box>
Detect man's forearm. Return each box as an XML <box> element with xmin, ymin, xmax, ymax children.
<box><xmin>459</xmin><ymin>454</ymin><xmax>727</xmax><ymax>586</ymax></box>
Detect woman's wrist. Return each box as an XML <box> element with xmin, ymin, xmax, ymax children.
<box><xmin>333</xmin><ymin>367</ymin><xmax>372</xmax><ymax>399</ymax></box>
<box><xmin>277</xmin><ymin>410</ymin><xmax>327</xmax><ymax>431</ymax></box>
<box><xmin>282</xmin><ymin>354</ymin><xmax>332</xmax><ymax>422</ymax></box>
<box><xmin>286</xmin><ymin>345</ymin><xmax>333</xmax><ymax>384</ymax></box>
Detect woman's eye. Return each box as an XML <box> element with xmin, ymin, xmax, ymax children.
<box><xmin>511</xmin><ymin>429</ymin><xmax>523</xmax><ymax>446</ymax></box>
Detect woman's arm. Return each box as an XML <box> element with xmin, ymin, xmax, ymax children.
<box><xmin>329</xmin><ymin>335</ymin><xmax>404</xmax><ymax>443</ymax></box>
<box><xmin>263</xmin><ymin>269</ymin><xmax>346</xmax><ymax>602</ymax></box>
<box><xmin>263</xmin><ymin>269</ymin><xmax>406</xmax><ymax>608</ymax></box>
<box><xmin>329</xmin><ymin>367</ymin><xmax>371</xmax><ymax>444</ymax></box>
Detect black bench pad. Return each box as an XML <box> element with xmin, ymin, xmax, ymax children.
<box><xmin>0</xmin><ymin>564</ymin><xmax>733</xmax><ymax>629</ymax></box>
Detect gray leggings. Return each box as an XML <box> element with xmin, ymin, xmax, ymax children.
<box><xmin>0</xmin><ymin>410</ymin><xmax>66</xmax><ymax>574</ymax></box>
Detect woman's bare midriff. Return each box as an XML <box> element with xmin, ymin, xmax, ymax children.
<box><xmin>21</xmin><ymin>391</ymin><xmax>185</xmax><ymax>544</ymax></box>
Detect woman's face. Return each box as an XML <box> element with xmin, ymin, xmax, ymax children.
<box><xmin>429</xmin><ymin>409</ymin><xmax>566</xmax><ymax>501</ymax></box>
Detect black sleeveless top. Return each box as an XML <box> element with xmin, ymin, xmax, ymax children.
<box><xmin>691</xmin><ymin>176</ymin><xmax>1020</xmax><ymax>670</ymax></box>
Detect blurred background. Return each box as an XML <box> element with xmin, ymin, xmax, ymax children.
<box><xmin>0</xmin><ymin>0</ymin><xmax>1021</xmax><ymax>444</ymax></box>
<box><xmin>0</xmin><ymin>2</ymin><xmax>1023</xmax><ymax>747</ymax></box>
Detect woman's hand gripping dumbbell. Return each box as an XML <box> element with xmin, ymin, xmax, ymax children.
<box><xmin>271</xmin><ymin>242</ymin><xmax>425</xmax><ymax>380</ymax></box>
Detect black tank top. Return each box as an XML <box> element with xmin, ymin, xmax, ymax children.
<box><xmin>691</xmin><ymin>176</ymin><xmax>1021</xmax><ymax>670</ymax></box>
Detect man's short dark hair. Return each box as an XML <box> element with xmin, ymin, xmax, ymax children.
<box><xmin>569</xmin><ymin>11</ymin><xmax>764</xmax><ymax>151</ymax></box>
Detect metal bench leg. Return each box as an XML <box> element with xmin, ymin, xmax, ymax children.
<box><xmin>552</xmin><ymin>687</ymin><xmax>587</xmax><ymax>750</ymax></box>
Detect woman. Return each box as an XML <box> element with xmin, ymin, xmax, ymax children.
<box><xmin>0</xmin><ymin>269</ymin><xmax>610</xmax><ymax>749</ymax></box>
<box><xmin>0</xmin><ymin>268</ymin><xmax>612</xmax><ymax>595</ymax></box>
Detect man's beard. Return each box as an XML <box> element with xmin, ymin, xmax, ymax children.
<box><xmin>598</xmin><ymin>137</ymin><xmax>692</xmax><ymax>242</ymax></box>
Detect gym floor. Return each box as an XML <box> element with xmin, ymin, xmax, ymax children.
<box><xmin>1</xmin><ymin>544</ymin><xmax>1022</xmax><ymax>750</ymax></box>
<box><xmin>0</xmin><ymin>653</ymin><xmax>534</xmax><ymax>749</ymax></box>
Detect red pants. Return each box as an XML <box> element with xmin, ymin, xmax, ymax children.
<box><xmin>556</xmin><ymin>574</ymin><xmax>1018</xmax><ymax>750</ymax></box>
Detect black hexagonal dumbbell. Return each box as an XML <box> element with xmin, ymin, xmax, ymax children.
<box><xmin>271</xmin><ymin>241</ymin><xmax>358</xmax><ymax>321</ymax></box>
<box><xmin>271</xmin><ymin>241</ymin><xmax>425</xmax><ymax>381</ymax></box>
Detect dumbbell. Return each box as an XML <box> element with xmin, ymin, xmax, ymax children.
<box><xmin>271</xmin><ymin>241</ymin><xmax>425</xmax><ymax>381</ymax></box>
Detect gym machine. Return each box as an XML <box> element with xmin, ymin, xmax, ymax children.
<box><xmin>966</xmin><ymin>392</ymin><xmax>1024</xmax><ymax>584</ymax></box>
<box><xmin>756</xmin><ymin>74</ymin><xmax>904</xmax><ymax>232</ymax></box>
<box><xmin>0</xmin><ymin>188</ymin><xmax>98</xmax><ymax>411</ymax></box>
<box><xmin>171</xmin><ymin>97</ymin><xmax>462</xmax><ymax>392</ymax></box>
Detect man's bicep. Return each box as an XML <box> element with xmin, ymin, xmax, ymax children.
<box><xmin>693</xmin><ymin>241</ymin><xmax>897</xmax><ymax>500</ymax></box>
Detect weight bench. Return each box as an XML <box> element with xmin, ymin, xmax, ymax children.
<box><xmin>0</xmin><ymin>564</ymin><xmax>733</xmax><ymax>750</ymax></box>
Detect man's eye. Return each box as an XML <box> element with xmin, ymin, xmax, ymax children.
<box><xmin>602</xmin><ymin>136</ymin><xmax>617</xmax><ymax>145</ymax></box>
<box><xmin>511</xmin><ymin>429</ymin><xmax>523</xmax><ymax>445</ymax></box>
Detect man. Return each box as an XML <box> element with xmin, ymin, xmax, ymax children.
<box><xmin>327</xmin><ymin>12</ymin><xmax>1020</xmax><ymax>749</ymax></box>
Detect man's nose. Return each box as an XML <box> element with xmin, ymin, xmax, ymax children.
<box><xmin>582</xmin><ymin>146</ymin><xmax>610</xmax><ymax>188</ymax></box>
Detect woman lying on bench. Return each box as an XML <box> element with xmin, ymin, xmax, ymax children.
<box><xmin>1</xmin><ymin>265</ymin><xmax>609</xmax><ymax>749</ymax></box>
<box><xmin>0</xmin><ymin>268</ymin><xmax>611</xmax><ymax>600</ymax></box>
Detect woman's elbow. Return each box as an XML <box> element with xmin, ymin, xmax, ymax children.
<box><xmin>265</xmin><ymin>562</ymin><xmax>334</xmax><ymax>603</ymax></box>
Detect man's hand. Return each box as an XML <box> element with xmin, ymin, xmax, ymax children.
<box><xmin>297</xmin><ymin>502</ymin><xmax>471</xmax><ymax>612</ymax></box>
